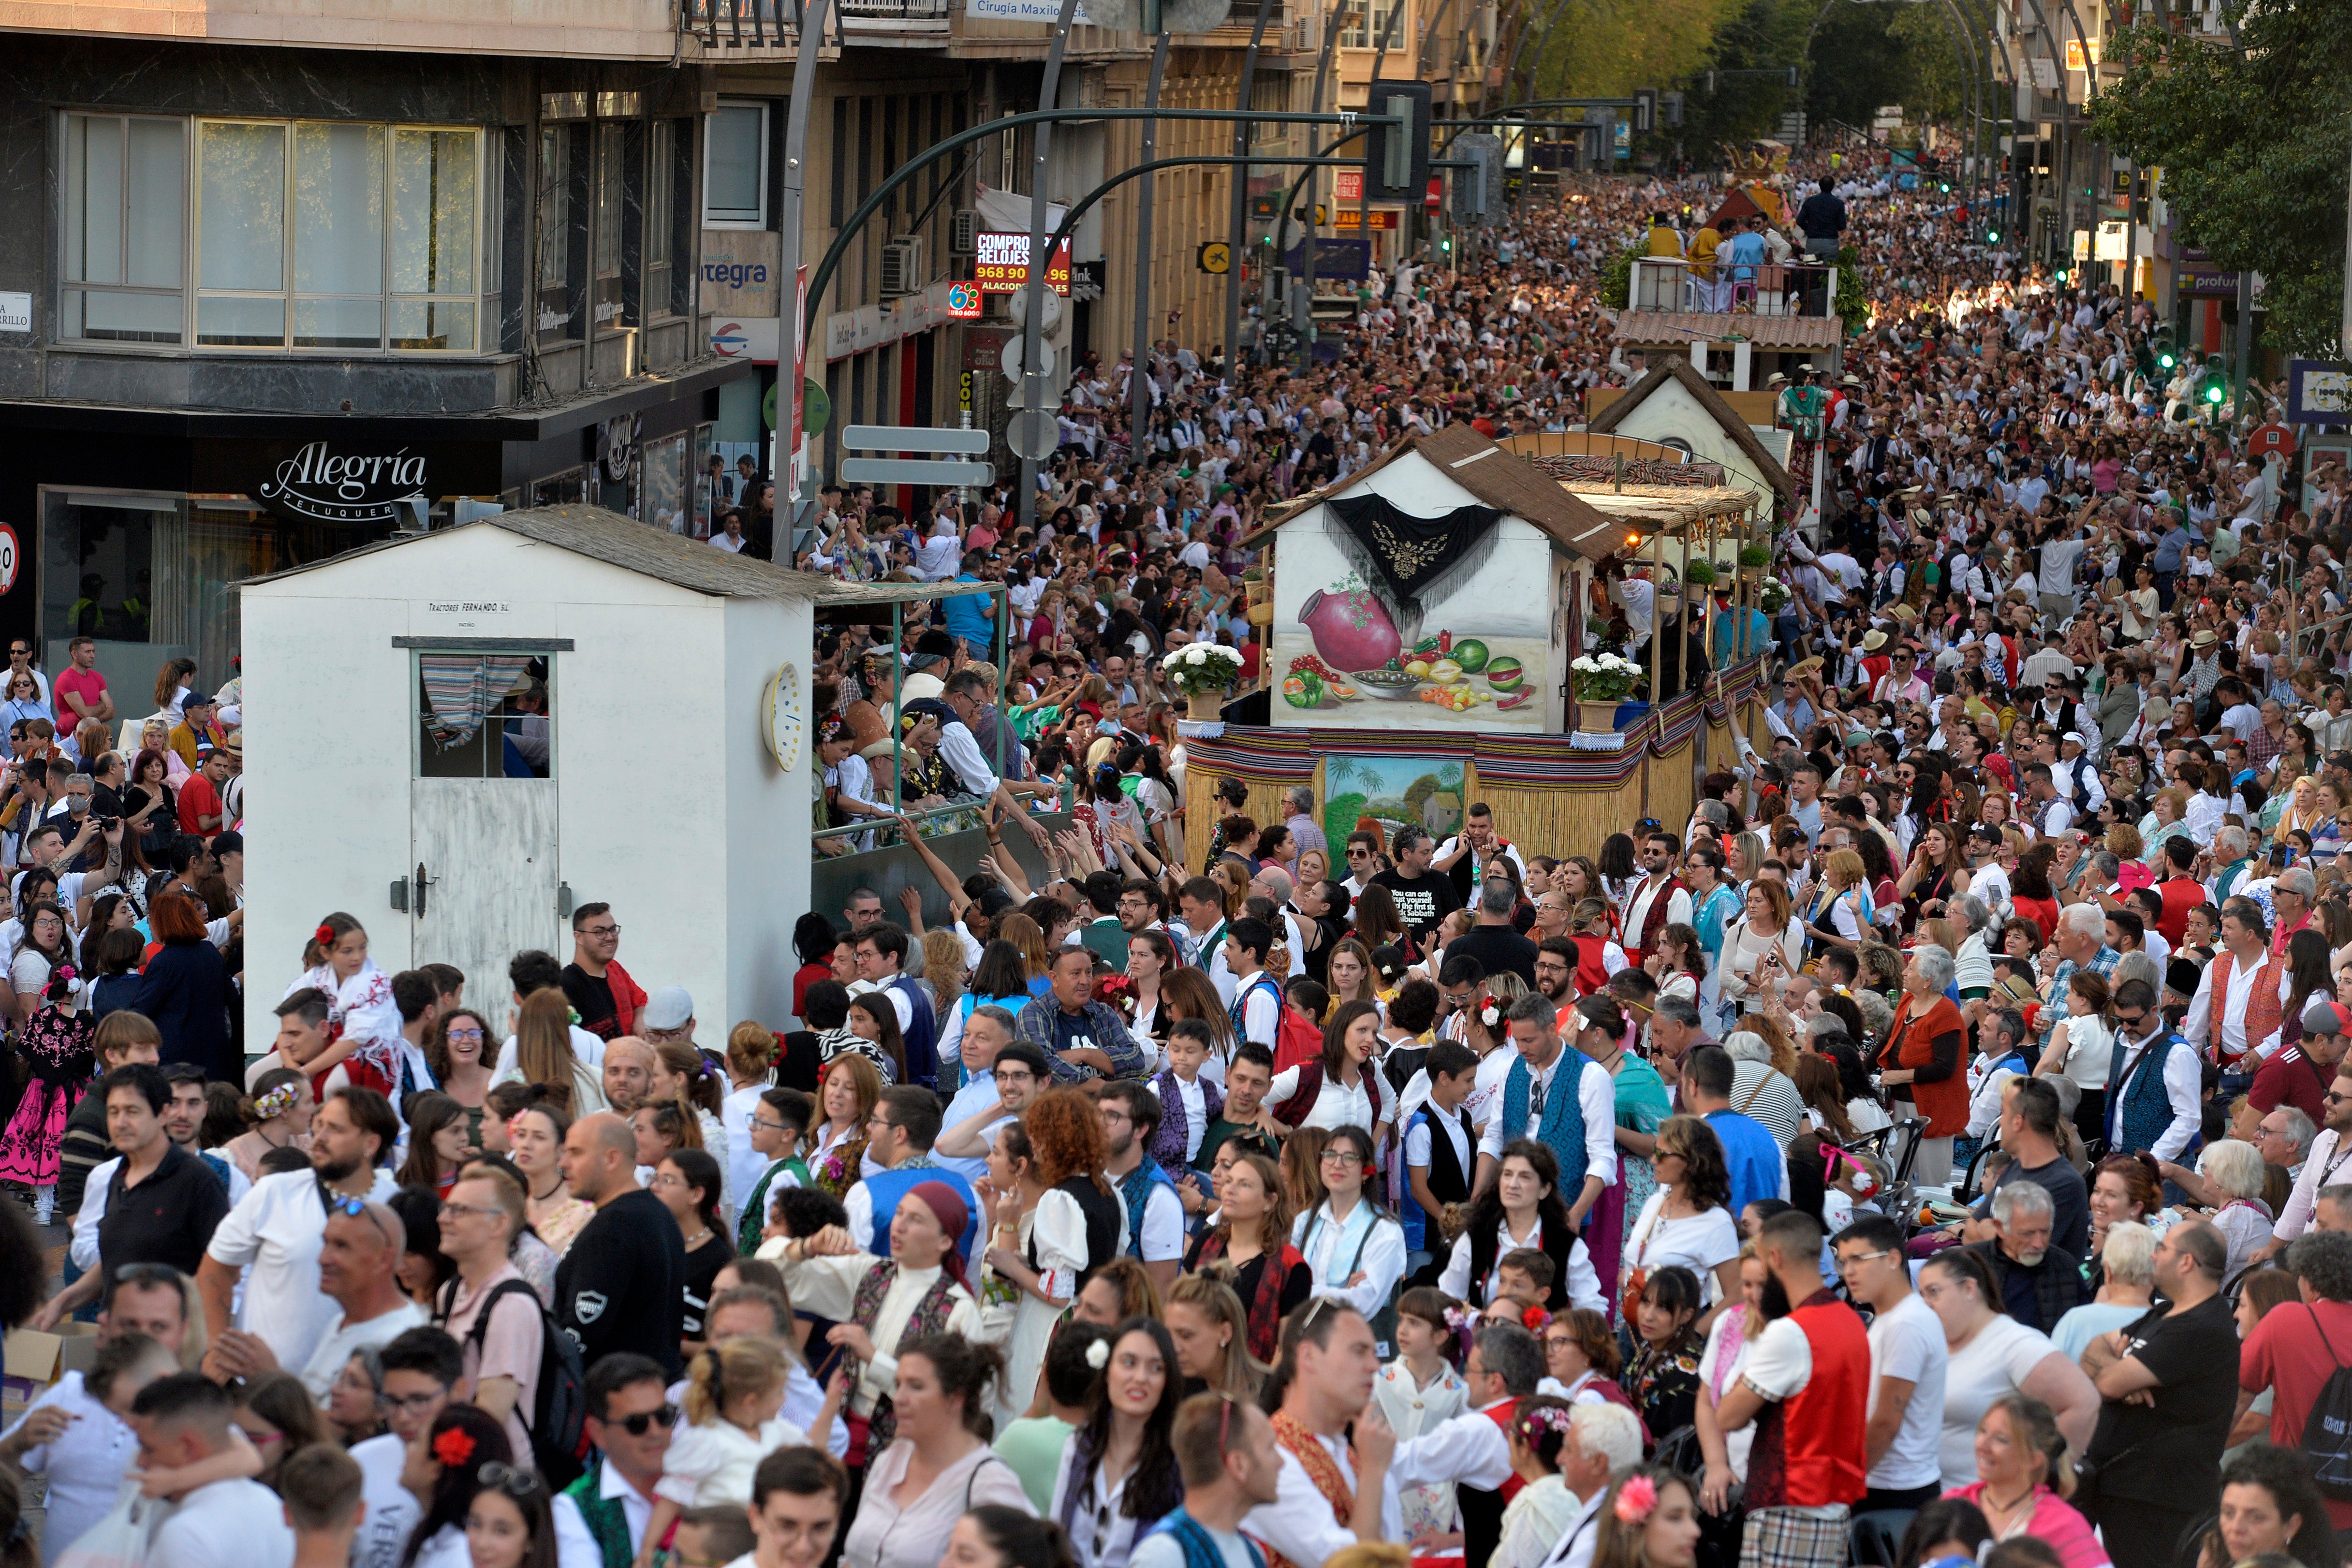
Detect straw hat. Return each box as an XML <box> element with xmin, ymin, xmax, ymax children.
<box><xmin>1862</xmin><ymin>629</ymin><xmax>1889</xmax><ymax>651</ymax></box>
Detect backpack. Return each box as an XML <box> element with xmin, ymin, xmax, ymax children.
<box><xmin>2299</xmin><ymin>1304</ymin><xmax>2352</xmax><ymax>1500</ymax></box>
<box><xmin>441</xmin><ymin>1276</ymin><xmax>589</xmax><ymax>1489</ymax></box>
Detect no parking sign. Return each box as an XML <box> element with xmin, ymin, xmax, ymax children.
<box><xmin>0</xmin><ymin>525</ymin><xmax>19</xmax><ymax>595</ymax></box>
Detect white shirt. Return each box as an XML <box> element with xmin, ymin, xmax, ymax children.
<box><xmin>556</xmin><ymin>1459</ymin><xmax>659</xmax><ymax>1568</ymax></box>
<box><xmin>1939</xmin><ymin>1316</ymin><xmax>2058</xmax><ymax>1488</ymax></box>
<box><xmin>1123</xmin><ymin>1168</ymin><xmax>1187</xmax><ymax>1262</ymax></box>
<box><xmin>655</xmin><ymin>1413</ymin><xmax>814</xmax><ymax>1507</ymax></box>
<box><xmin>1266</xmin><ymin>1064</ymin><xmax>1383</xmax><ymax>1136</ymax></box>
<box><xmin>2277</xmin><ymin>1127</ymin><xmax>2352</xmax><ymax>1242</ymax></box>
<box><xmin>1439</xmin><ymin>1216</ymin><xmax>1605</xmax><ymax>1312</ymax></box>
<box><xmin>1621</xmin><ymin>878</ymin><xmax>1692</xmax><ymax>952</ymax></box>
<box><xmin>295</xmin><ymin>1300</ymin><xmax>428</xmax><ymax>1399</ymax></box>
<box><xmin>491</xmin><ymin>1025</ymin><xmax>610</xmax><ymax>1080</ymax></box>
<box><xmin>1473</xmin><ymin>1052</ymin><xmax>1618</xmax><ymax>1188</ymax></box>
<box><xmin>1289</xmin><ymin>1199</ymin><xmax>1408</xmax><ymax>1319</ymax></box>
<box><xmin>351</xmin><ymin>1432</ymin><xmax>423</xmax><ymax>1568</ymax></box>
<box><xmin>936</xmin><ymin>1075</ymin><xmax>1016</xmax><ymax>1183</ymax></box>
<box><xmin>148</xmin><ymin>1478</ymin><xmax>294</xmax><ymax>1568</ymax></box>
<box><xmin>1389</xmin><ymin>1396</ymin><xmax>1516</xmax><ymax>1492</ymax></box>
<box><xmin>1242</xmin><ymin>1428</ymin><xmax>1405</xmax><ymax>1568</ymax></box>
<box><xmin>2183</xmin><ymin>949</ymin><xmax>2292</xmax><ymax>1064</ymax></box>
<box><xmin>1863</xmin><ymin>1291</ymin><xmax>1949</xmax><ymax>1491</ymax></box>
<box><xmin>0</xmin><ymin>1372</ymin><xmax>138</xmax><ymax>1567</ymax></box>
<box><xmin>203</xmin><ymin>1166</ymin><xmax>399</xmax><ymax>1372</ymax></box>
<box><xmin>1623</xmin><ymin>1194</ymin><xmax>1740</xmax><ymax>1304</ymax></box>
<box><xmin>1534</xmin><ymin>1487</ymin><xmax>1608</xmax><ymax>1568</ymax></box>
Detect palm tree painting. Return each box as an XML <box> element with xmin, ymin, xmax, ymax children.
<box><xmin>1320</xmin><ymin>755</ymin><xmax>1465</xmax><ymax>851</ymax></box>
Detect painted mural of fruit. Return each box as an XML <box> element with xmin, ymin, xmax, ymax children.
<box><xmin>1298</xmin><ymin>587</ymin><xmax>1403</xmax><ymax>674</ymax></box>
<box><xmin>1428</xmin><ymin>659</ymin><xmax>1464</xmax><ymax>685</ymax></box>
<box><xmin>1282</xmin><ymin>671</ymin><xmax>1324</xmax><ymax>708</ymax></box>
<box><xmin>1486</xmin><ymin>656</ymin><xmax>1525</xmax><ymax>691</ymax></box>
<box><xmin>1496</xmin><ymin>688</ymin><xmax>1534</xmax><ymax>710</ymax></box>
<box><xmin>1449</xmin><ymin>638</ymin><xmax>1490</xmax><ymax>674</ymax></box>
<box><xmin>1405</xmin><ymin>659</ymin><xmax>1431</xmax><ymax>679</ymax></box>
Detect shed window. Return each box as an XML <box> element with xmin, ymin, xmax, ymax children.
<box><xmin>417</xmin><ymin>652</ymin><xmax>551</xmax><ymax>778</ymax></box>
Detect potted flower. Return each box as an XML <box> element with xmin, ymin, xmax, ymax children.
<box><xmin>1570</xmin><ymin>651</ymin><xmax>1642</xmax><ymax>732</ymax></box>
<box><xmin>1758</xmin><ymin>576</ymin><xmax>1791</xmax><ymax>615</ymax></box>
<box><xmin>1737</xmin><ymin>543</ymin><xmax>1772</xmax><ymax>577</ymax></box>
<box><xmin>1163</xmin><ymin>642</ymin><xmax>1247</xmax><ymax>719</ymax></box>
<box><xmin>1682</xmin><ymin>557</ymin><xmax>1719</xmax><ymax>589</ymax></box>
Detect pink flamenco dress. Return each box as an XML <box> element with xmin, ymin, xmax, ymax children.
<box><xmin>0</xmin><ymin>1001</ymin><xmax>97</xmax><ymax>1222</ymax></box>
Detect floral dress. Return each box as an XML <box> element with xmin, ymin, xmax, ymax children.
<box><xmin>1626</xmin><ymin>1331</ymin><xmax>1705</xmax><ymax>1442</ymax></box>
<box><xmin>0</xmin><ymin>1004</ymin><xmax>95</xmax><ymax>1185</ymax></box>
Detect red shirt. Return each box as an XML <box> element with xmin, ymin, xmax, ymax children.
<box><xmin>177</xmin><ymin>772</ymin><xmax>222</xmax><ymax>834</ymax></box>
<box><xmin>2248</xmin><ymin>1042</ymin><xmax>2332</xmax><ymax>1123</ymax></box>
<box><xmin>53</xmin><ymin>667</ymin><xmax>106</xmax><ymax>733</ymax></box>
<box><xmin>2154</xmin><ymin>875</ymin><xmax>2205</xmax><ymax>949</ymax></box>
<box><xmin>2241</xmin><ymin>1299</ymin><xmax>2352</xmax><ymax>1529</ymax></box>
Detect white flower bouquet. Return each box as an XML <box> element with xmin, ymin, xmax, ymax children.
<box><xmin>1758</xmin><ymin>576</ymin><xmax>1791</xmax><ymax>615</ymax></box>
<box><xmin>1162</xmin><ymin>642</ymin><xmax>1246</xmax><ymax>697</ymax></box>
<box><xmin>1570</xmin><ymin>651</ymin><xmax>1642</xmax><ymax>703</ymax></box>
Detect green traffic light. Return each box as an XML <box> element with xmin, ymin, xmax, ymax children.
<box><xmin>2205</xmin><ymin>382</ymin><xmax>2225</xmax><ymax>404</ymax></box>
<box><xmin>1939</xmin><ymin>183</ymin><xmax>1950</xmax><ymax>193</ymax></box>
<box><xmin>1985</xmin><ymin>230</ymin><xmax>1999</xmax><ymax>242</ymax></box>
<box><xmin>2158</xmin><ymin>352</ymin><xmax>2175</xmax><ymax>369</ymax></box>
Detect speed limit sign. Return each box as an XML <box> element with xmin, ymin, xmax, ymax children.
<box><xmin>0</xmin><ymin>525</ymin><xmax>19</xmax><ymax>595</ymax></box>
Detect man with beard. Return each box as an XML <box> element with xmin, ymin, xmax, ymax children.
<box><xmin>1712</xmin><ymin>1209</ymin><xmax>1871</xmax><ymax>1568</ymax></box>
<box><xmin>1101</xmin><ymin>1081</ymin><xmax>1185</xmax><ymax>1291</ymax></box>
<box><xmin>197</xmin><ymin>1086</ymin><xmax>400</xmax><ymax>1376</ymax></box>
<box><xmin>1533</xmin><ymin>938</ymin><xmax>1577</xmax><ymax>1031</ymax></box>
<box><xmin>1964</xmin><ymin>1175</ymin><xmax>2085</xmax><ymax>1334</ymax></box>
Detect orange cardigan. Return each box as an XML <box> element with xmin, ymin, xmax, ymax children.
<box><xmin>1879</xmin><ymin>992</ymin><xmax>1970</xmax><ymax>1138</ymax></box>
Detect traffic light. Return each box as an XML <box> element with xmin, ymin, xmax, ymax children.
<box><xmin>2201</xmin><ymin>356</ymin><xmax>2228</xmax><ymax>407</ymax></box>
<box><xmin>1985</xmin><ymin>228</ymin><xmax>2000</xmax><ymax>242</ymax></box>
<box><xmin>1633</xmin><ymin>88</ymin><xmax>1657</xmax><ymax>134</ymax></box>
<box><xmin>2054</xmin><ymin>267</ymin><xmax>2068</xmax><ymax>284</ymax></box>
<box><xmin>1362</xmin><ymin>81</ymin><xmax>1433</xmax><ymax>204</ymax></box>
<box><xmin>1660</xmin><ymin>91</ymin><xmax>1684</xmax><ymax>126</ymax></box>
<box><xmin>2152</xmin><ymin>325</ymin><xmax>2176</xmax><ymax>372</ymax></box>
<box><xmin>1454</xmin><ymin>133</ymin><xmax>1503</xmax><ymax>225</ymax></box>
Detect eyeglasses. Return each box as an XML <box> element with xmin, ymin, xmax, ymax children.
<box><xmin>1837</xmin><ymin>1249</ymin><xmax>1894</xmax><ymax>1270</ymax></box>
<box><xmin>445</xmin><ymin>1028</ymin><xmax>485</xmax><ymax>1042</ymax></box>
<box><xmin>378</xmin><ymin>1390</ymin><xmax>446</xmax><ymax>1416</ymax></box>
<box><xmin>439</xmin><ymin>1200</ymin><xmax>502</xmax><ymax>1220</ymax></box>
<box><xmin>752</xmin><ymin>1116</ymin><xmax>794</xmax><ymax>1134</ymax></box>
<box><xmin>477</xmin><ymin>1463</ymin><xmax>544</xmax><ymax>1499</ymax></box>
<box><xmin>580</xmin><ymin>924</ymin><xmax>620</xmax><ymax>938</ymax></box>
<box><xmin>613</xmin><ymin>1403</ymin><xmax>681</xmax><ymax>1436</ymax></box>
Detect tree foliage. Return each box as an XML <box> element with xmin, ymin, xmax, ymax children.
<box><xmin>2088</xmin><ymin>6</ymin><xmax>2352</xmax><ymax>356</ymax></box>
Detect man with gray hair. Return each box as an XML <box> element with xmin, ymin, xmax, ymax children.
<box><xmin>1967</xmin><ymin>1172</ymin><xmax>2087</xmax><ymax>1332</ymax></box>
<box><xmin>1280</xmin><ymin>786</ymin><xmax>1326</xmax><ymax>868</ymax></box>
<box><xmin>2267</xmin><ymin>865</ymin><xmax>2317</xmax><ymax>955</ymax></box>
<box><xmin>934</xmin><ymin>1020</ymin><xmax>1043</xmax><ymax>1180</ymax></box>
<box><xmin>1723</xmin><ymin>1031</ymin><xmax>1806</xmax><ymax>1147</ymax></box>
<box><xmin>1388</xmin><ymin>1321</ymin><xmax>1546</xmax><ymax>1568</ymax></box>
<box><xmin>1536</xmin><ymin>1402</ymin><xmax>1645</xmax><ymax>1568</ymax></box>
<box><xmin>2038</xmin><ymin>901</ymin><xmax>2120</xmax><ymax>1055</ymax></box>
<box><xmin>1448</xmin><ymin>878</ymin><xmax>1540</xmax><ymax>987</ymax></box>
<box><xmin>2257</xmin><ymin>1104</ymin><xmax>2318</xmax><ymax>1176</ymax></box>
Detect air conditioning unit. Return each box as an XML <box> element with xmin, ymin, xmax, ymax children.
<box><xmin>881</xmin><ymin>236</ymin><xmax>927</xmax><ymax>298</ymax></box>
<box><xmin>951</xmin><ymin>209</ymin><xmax>979</xmax><ymax>255</ymax></box>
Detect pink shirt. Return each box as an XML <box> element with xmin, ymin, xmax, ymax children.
<box><xmin>53</xmin><ymin>667</ymin><xmax>106</xmax><ymax>733</ymax></box>
<box><xmin>1945</xmin><ymin>1484</ymin><xmax>2110</xmax><ymax>1568</ymax></box>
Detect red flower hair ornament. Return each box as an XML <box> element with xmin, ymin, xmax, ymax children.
<box><xmin>431</xmin><ymin>1428</ymin><xmax>477</xmax><ymax>1469</ymax></box>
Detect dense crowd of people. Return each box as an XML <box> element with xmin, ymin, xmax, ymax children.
<box><xmin>4</xmin><ymin>132</ymin><xmax>2351</xmax><ymax>1568</ymax></box>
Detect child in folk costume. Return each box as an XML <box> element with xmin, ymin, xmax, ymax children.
<box><xmin>1375</xmin><ymin>1288</ymin><xmax>1470</xmax><ymax>1544</ymax></box>
<box><xmin>1491</xmin><ymin>1398</ymin><xmax>1586</xmax><ymax>1568</ymax></box>
<box><xmin>0</xmin><ymin>962</ymin><xmax>95</xmax><ymax>1222</ymax></box>
<box><xmin>280</xmin><ymin>913</ymin><xmax>415</xmax><ymax>1104</ymax></box>
<box><xmin>1148</xmin><ymin>1019</ymin><xmax>1223</xmax><ymax>1217</ymax></box>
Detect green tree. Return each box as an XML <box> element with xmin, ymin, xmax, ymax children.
<box><xmin>2088</xmin><ymin>5</ymin><xmax>2352</xmax><ymax>356</ymax></box>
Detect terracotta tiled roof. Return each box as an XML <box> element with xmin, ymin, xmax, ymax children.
<box><xmin>1609</xmin><ymin>310</ymin><xmax>1845</xmax><ymax>350</ymax></box>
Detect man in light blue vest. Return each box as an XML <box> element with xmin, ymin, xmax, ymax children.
<box><xmin>1472</xmin><ymin>994</ymin><xmax>1618</xmax><ymax>1230</ymax></box>
<box><xmin>2103</xmin><ymin>975</ymin><xmax>2204</xmax><ymax>1164</ymax></box>
<box><xmin>842</xmin><ymin>1085</ymin><xmax>979</xmax><ymax>1265</ymax></box>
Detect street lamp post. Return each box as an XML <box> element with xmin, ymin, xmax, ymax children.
<box><xmin>1015</xmin><ymin>0</ymin><xmax>1088</xmax><ymax>532</ymax></box>
<box><xmin>1132</xmin><ymin>27</ymin><xmax>1173</xmax><ymax>442</ymax></box>
<box><xmin>776</xmin><ymin>0</ymin><xmax>836</xmax><ymax>519</ymax></box>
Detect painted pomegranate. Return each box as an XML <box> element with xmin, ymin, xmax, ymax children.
<box><xmin>1298</xmin><ymin>587</ymin><xmax>1403</xmax><ymax>673</ymax></box>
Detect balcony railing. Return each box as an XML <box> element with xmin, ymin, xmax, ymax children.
<box><xmin>1628</xmin><ymin>255</ymin><xmax>1838</xmax><ymax>319</ymax></box>
<box><xmin>680</xmin><ymin>0</ymin><xmax>794</xmax><ymax>45</ymax></box>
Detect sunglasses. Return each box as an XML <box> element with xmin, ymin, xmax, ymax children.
<box><xmin>477</xmin><ymin>1462</ymin><xmax>544</xmax><ymax>1499</ymax></box>
<box><xmin>612</xmin><ymin>1403</ymin><xmax>681</xmax><ymax>1436</ymax></box>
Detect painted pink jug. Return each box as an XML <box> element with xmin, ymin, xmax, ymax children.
<box><xmin>1298</xmin><ymin>586</ymin><xmax>1403</xmax><ymax>672</ymax></box>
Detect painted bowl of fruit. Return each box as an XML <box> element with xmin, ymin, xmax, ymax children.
<box><xmin>1351</xmin><ymin>667</ymin><xmax>1423</xmax><ymax>701</ymax></box>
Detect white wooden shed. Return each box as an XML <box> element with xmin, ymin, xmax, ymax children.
<box><xmin>238</xmin><ymin>506</ymin><xmax>823</xmax><ymax>1048</ymax></box>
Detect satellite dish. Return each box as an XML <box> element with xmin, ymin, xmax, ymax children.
<box><xmin>1081</xmin><ymin>0</ymin><xmax>1230</xmax><ymax>30</ymax></box>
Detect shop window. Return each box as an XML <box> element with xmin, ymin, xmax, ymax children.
<box><xmin>531</xmin><ymin>468</ymin><xmax>588</xmax><ymax>507</ymax></box>
<box><xmin>59</xmin><ymin>113</ymin><xmax>480</xmax><ymax>353</ymax></box>
<box><xmin>691</xmin><ymin>423</ymin><xmax>717</xmax><ymax>537</ymax></box>
<box><xmin>61</xmin><ymin>115</ymin><xmax>186</xmax><ymax>344</ymax></box>
<box><xmin>40</xmin><ymin>490</ymin><xmax>367</xmax><ymax>698</ymax></box>
<box><xmin>704</xmin><ymin>102</ymin><xmax>766</xmax><ymax>227</ymax></box>
<box><xmin>416</xmin><ymin>651</ymin><xmax>551</xmax><ymax>779</ymax></box>
<box><xmin>640</xmin><ymin>431</ymin><xmax>689</xmax><ymax>535</ymax></box>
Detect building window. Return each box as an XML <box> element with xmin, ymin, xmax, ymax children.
<box><xmin>704</xmin><ymin>102</ymin><xmax>767</xmax><ymax>226</ymax></box>
<box><xmin>60</xmin><ymin>113</ymin><xmax>481</xmax><ymax>353</ymax></box>
<box><xmin>646</xmin><ymin>121</ymin><xmax>675</xmax><ymax>317</ymax></box>
<box><xmin>61</xmin><ymin>115</ymin><xmax>187</xmax><ymax>344</ymax></box>
<box><xmin>537</xmin><ymin>124</ymin><xmax>575</xmax><ymax>343</ymax></box>
<box><xmin>594</xmin><ymin>123</ymin><xmax>625</xmax><ymax>332</ymax></box>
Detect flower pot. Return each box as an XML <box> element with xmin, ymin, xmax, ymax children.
<box><xmin>1187</xmin><ymin>689</ymin><xmax>1227</xmax><ymax>720</ymax></box>
<box><xmin>1576</xmin><ymin>698</ymin><xmax>1619</xmax><ymax>733</ymax></box>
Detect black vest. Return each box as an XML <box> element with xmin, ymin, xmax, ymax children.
<box><xmin>1054</xmin><ymin>1175</ymin><xmax>1124</xmax><ymax>1287</ymax></box>
<box><xmin>1466</xmin><ymin>1215</ymin><xmax>1575</xmax><ymax>1310</ymax></box>
<box><xmin>1419</xmin><ymin>1105</ymin><xmax>1474</xmax><ymax>1205</ymax></box>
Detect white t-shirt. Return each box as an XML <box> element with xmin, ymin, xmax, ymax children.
<box><xmin>1939</xmin><ymin>1315</ymin><xmax>2057</xmax><ymax>1488</ymax></box>
<box><xmin>351</xmin><ymin>1432</ymin><xmax>423</xmax><ymax>1568</ymax></box>
<box><xmin>294</xmin><ymin>1301</ymin><xmax>428</xmax><ymax>1399</ymax></box>
<box><xmin>147</xmin><ymin>1478</ymin><xmax>294</xmax><ymax>1568</ymax></box>
<box><xmin>203</xmin><ymin>1167</ymin><xmax>399</xmax><ymax>1374</ymax></box>
<box><xmin>1623</xmin><ymin>1195</ymin><xmax>1740</xmax><ymax>1304</ymax></box>
<box><xmin>1863</xmin><ymin>1292</ymin><xmax>1949</xmax><ymax>1491</ymax></box>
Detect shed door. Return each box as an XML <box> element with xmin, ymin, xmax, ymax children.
<box><xmin>408</xmin><ymin>647</ymin><xmax>561</xmax><ymax>1002</ymax></box>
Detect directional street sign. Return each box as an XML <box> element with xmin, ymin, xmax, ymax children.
<box><xmin>843</xmin><ymin>425</ymin><xmax>991</xmax><ymax>455</ymax></box>
<box><xmin>1197</xmin><ymin>241</ymin><xmax>1232</xmax><ymax>275</ymax></box>
<box><xmin>838</xmin><ymin>457</ymin><xmax>996</xmax><ymax>487</ymax></box>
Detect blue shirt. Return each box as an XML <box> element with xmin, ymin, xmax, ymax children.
<box><xmin>1724</xmin><ymin>233</ymin><xmax>1767</xmax><ymax>279</ymax></box>
<box><xmin>1705</xmin><ymin>1108</ymin><xmax>1786</xmax><ymax>1220</ymax></box>
<box><xmin>942</xmin><ymin>573</ymin><xmax>993</xmax><ymax>644</ymax></box>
